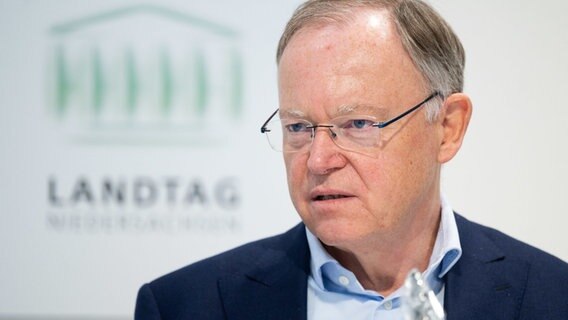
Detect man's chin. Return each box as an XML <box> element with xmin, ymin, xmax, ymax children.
<box><xmin>309</xmin><ymin>221</ymin><xmax>374</xmax><ymax>249</ymax></box>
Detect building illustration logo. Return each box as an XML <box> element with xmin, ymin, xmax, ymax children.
<box><xmin>44</xmin><ymin>5</ymin><xmax>246</xmax><ymax>234</ymax></box>
<box><xmin>47</xmin><ymin>5</ymin><xmax>244</xmax><ymax>144</ymax></box>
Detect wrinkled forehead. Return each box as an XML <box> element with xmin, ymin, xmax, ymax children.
<box><xmin>278</xmin><ymin>8</ymin><xmax>397</xmax><ymax>67</ymax></box>
<box><xmin>277</xmin><ymin>4</ymin><xmax>396</xmax><ymax>63</ymax></box>
<box><xmin>277</xmin><ymin>9</ymin><xmax>421</xmax><ymax>122</ymax></box>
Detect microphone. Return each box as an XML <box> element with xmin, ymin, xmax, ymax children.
<box><xmin>401</xmin><ymin>269</ymin><xmax>445</xmax><ymax>320</ymax></box>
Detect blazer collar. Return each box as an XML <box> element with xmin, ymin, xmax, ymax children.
<box><xmin>444</xmin><ymin>214</ymin><xmax>529</xmax><ymax>319</ymax></box>
<box><xmin>218</xmin><ymin>224</ymin><xmax>310</xmax><ymax>320</ymax></box>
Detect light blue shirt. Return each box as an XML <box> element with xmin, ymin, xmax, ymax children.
<box><xmin>306</xmin><ymin>195</ymin><xmax>462</xmax><ymax>320</ymax></box>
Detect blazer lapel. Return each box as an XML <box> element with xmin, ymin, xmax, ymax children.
<box><xmin>444</xmin><ymin>214</ymin><xmax>529</xmax><ymax>320</ymax></box>
<box><xmin>218</xmin><ymin>225</ymin><xmax>310</xmax><ymax>320</ymax></box>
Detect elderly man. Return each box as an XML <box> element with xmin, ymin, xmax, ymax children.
<box><xmin>135</xmin><ymin>0</ymin><xmax>568</xmax><ymax>319</ymax></box>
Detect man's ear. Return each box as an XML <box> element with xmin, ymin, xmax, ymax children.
<box><xmin>437</xmin><ymin>93</ymin><xmax>472</xmax><ymax>164</ymax></box>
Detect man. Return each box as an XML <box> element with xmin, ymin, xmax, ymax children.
<box><xmin>135</xmin><ymin>0</ymin><xmax>568</xmax><ymax>319</ymax></box>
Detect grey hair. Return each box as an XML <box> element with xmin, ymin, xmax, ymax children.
<box><xmin>276</xmin><ymin>0</ymin><xmax>465</xmax><ymax>121</ymax></box>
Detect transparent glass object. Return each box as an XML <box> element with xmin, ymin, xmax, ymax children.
<box><xmin>402</xmin><ymin>269</ymin><xmax>446</xmax><ymax>320</ymax></box>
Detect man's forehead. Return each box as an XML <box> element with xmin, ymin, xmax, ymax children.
<box><xmin>279</xmin><ymin>8</ymin><xmax>397</xmax><ymax>64</ymax></box>
<box><xmin>277</xmin><ymin>6</ymin><xmax>422</xmax><ymax>122</ymax></box>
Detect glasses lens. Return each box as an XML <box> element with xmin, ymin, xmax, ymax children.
<box><xmin>332</xmin><ymin>116</ymin><xmax>381</xmax><ymax>151</ymax></box>
<box><xmin>264</xmin><ymin>118</ymin><xmax>313</xmax><ymax>152</ymax></box>
<box><xmin>262</xmin><ymin>114</ymin><xmax>382</xmax><ymax>155</ymax></box>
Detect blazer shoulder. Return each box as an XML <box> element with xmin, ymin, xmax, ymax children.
<box><xmin>456</xmin><ymin>213</ymin><xmax>567</xmax><ymax>271</ymax></box>
<box><xmin>136</xmin><ymin>223</ymin><xmax>307</xmax><ymax>319</ymax></box>
<box><xmin>446</xmin><ymin>214</ymin><xmax>568</xmax><ymax>319</ymax></box>
<box><xmin>142</xmin><ymin>223</ymin><xmax>307</xmax><ymax>302</ymax></box>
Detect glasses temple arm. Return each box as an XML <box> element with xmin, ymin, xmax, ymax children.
<box><xmin>260</xmin><ymin>108</ymin><xmax>280</xmax><ymax>133</ymax></box>
<box><xmin>376</xmin><ymin>91</ymin><xmax>440</xmax><ymax>128</ymax></box>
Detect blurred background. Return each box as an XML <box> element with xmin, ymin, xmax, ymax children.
<box><xmin>0</xmin><ymin>0</ymin><xmax>566</xmax><ymax>318</ymax></box>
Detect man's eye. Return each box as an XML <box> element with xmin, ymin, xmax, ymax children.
<box><xmin>345</xmin><ymin>119</ymin><xmax>374</xmax><ymax>129</ymax></box>
<box><xmin>285</xmin><ymin>122</ymin><xmax>308</xmax><ymax>132</ymax></box>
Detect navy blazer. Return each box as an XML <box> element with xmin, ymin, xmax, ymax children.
<box><xmin>135</xmin><ymin>214</ymin><xmax>568</xmax><ymax>319</ymax></box>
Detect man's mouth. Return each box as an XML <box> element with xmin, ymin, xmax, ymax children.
<box><xmin>313</xmin><ymin>194</ymin><xmax>350</xmax><ymax>201</ymax></box>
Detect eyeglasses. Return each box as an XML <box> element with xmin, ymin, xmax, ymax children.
<box><xmin>260</xmin><ymin>92</ymin><xmax>440</xmax><ymax>156</ymax></box>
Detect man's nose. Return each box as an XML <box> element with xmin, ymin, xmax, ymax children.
<box><xmin>306</xmin><ymin>128</ymin><xmax>346</xmax><ymax>175</ymax></box>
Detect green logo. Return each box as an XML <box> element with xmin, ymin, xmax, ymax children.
<box><xmin>47</xmin><ymin>5</ymin><xmax>244</xmax><ymax>145</ymax></box>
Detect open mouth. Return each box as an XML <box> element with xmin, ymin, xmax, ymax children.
<box><xmin>313</xmin><ymin>195</ymin><xmax>350</xmax><ymax>201</ymax></box>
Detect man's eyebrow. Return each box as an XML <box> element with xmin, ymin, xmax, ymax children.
<box><xmin>336</xmin><ymin>104</ymin><xmax>388</xmax><ymax>117</ymax></box>
<box><xmin>279</xmin><ymin>105</ymin><xmax>389</xmax><ymax>119</ymax></box>
<box><xmin>279</xmin><ymin>109</ymin><xmax>306</xmax><ymax>118</ymax></box>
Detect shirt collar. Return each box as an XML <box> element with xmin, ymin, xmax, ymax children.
<box><xmin>429</xmin><ymin>194</ymin><xmax>462</xmax><ymax>278</ymax></box>
<box><xmin>306</xmin><ymin>194</ymin><xmax>462</xmax><ymax>297</ymax></box>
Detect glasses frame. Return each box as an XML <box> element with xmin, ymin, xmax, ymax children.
<box><xmin>260</xmin><ymin>91</ymin><xmax>441</xmax><ymax>151</ymax></box>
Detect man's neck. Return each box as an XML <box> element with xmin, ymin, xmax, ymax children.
<box><xmin>324</xmin><ymin>200</ymin><xmax>441</xmax><ymax>296</ymax></box>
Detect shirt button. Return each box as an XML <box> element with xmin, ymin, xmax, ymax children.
<box><xmin>338</xmin><ymin>275</ymin><xmax>350</xmax><ymax>286</ymax></box>
<box><xmin>383</xmin><ymin>300</ymin><xmax>393</xmax><ymax>310</ymax></box>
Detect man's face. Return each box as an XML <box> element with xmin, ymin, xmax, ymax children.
<box><xmin>277</xmin><ymin>9</ymin><xmax>444</xmax><ymax>250</ymax></box>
